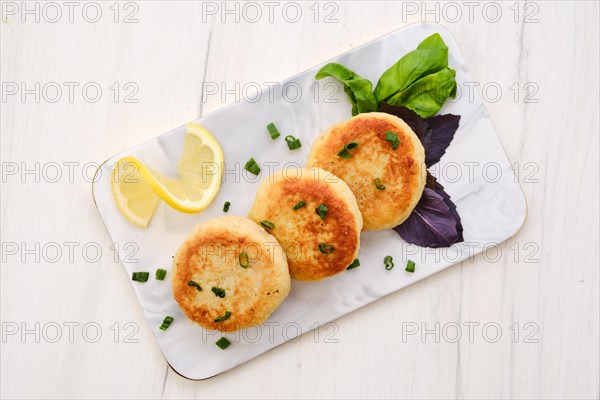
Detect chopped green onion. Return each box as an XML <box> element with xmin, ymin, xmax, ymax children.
<box><xmin>239</xmin><ymin>252</ymin><xmax>249</xmax><ymax>268</ymax></box>
<box><xmin>385</xmin><ymin>131</ymin><xmax>400</xmax><ymax>150</ymax></box>
<box><xmin>318</xmin><ymin>243</ymin><xmax>334</xmax><ymax>254</ymax></box>
<box><xmin>293</xmin><ymin>200</ymin><xmax>306</xmax><ymax>210</ymax></box>
<box><xmin>187</xmin><ymin>280</ymin><xmax>202</xmax><ymax>292</ymax></box>
<box><xmin>374</xmin><ymin>178</ymin><xmax>386</xmax><ymax>190</ymax></box>
<box><xmin>384</xmin><ymin>255</ymin><xmax>394</xmax><ymax>270</ymax></box>
<box><xmin>405</xmin><ymin>260</ymin><xmax>416</xmax><ymax>273</ymax></box>
<box><xmin>260</xmin><ymin>220</ymin><xmax>275</xmax><ymax>229</ymax></box>
<box><xmin>285</xmin><ymin>135</ymin><xmax>302</xmax><ymax>150</ymax></box>
<box><xmin>337</xmin><ymin>142</ymin><xmax>359</xmax><ymax>159</ymax></box>
<box><xmin>315</xmin><ymin>203</ymin><xmax>328</xmax><ymax>220</ymax></box>
<box><xmin>216</xmin><ymin>337</ymin><xmax>231</xmax><ymax>350</ymax></box>
<box><xmin>267</xmin><ymin>122</ymin><xmax>281</xmax><ymax>139</ymax></box>
<box><xmin>346</xmin><ymin>259</ymin><xmax>360</xmax><ymax>270</ymax></box>
<box><xmin>223</xmin><ymin>201</ymin><xmax>231</xmax><ymax>212</ymax></box>
<box><xmin>211</xmin><ymin>287</ymin><xmax>226</xmax><ymax>298</ymax></box>
<box><xmin>214</xmin><ymin>311</ymin><xmax>231</xmax><ymax>322</ymax></box>
<box><xmin>132</xmin><ymin>272</ymin><xmax>149</xmax><ymax>282</ymax></box>
<box><xmin>155</xmin><ymin>269</ymin><xmax>167</xmax><ymax>280</ymax></box>
<box><xmin>337</xmin><ymin>148</ymin><xmax>351</xmax><ymax>159</ymax></box>
<box><xmin>159</xmin><ymin>316</ymin><xmax>173</xmax><ymax>331</ymax></box>
<box><xmin>244</xmin><ymin>158</ymin><xmax>261</xmax><ymax>175</ymax></box>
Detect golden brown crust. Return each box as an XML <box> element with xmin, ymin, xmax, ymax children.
<box><xmin>307</xmin><ymin>112</ymin><xmax>426</xmax><ymax>230</ymax></box>
<box><xmin>171</xmin><ymin>216</ymin><xmax>290</xmax><ymax>332</ymax></box>
<box><xmin>248</xmin><ymin>168</ymin><xmax>362</xmax><ymax>281</ymax></box>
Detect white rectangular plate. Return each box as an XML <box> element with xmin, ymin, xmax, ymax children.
<box><xmin>93</xmin><ymin>22</ymin><xmax>526</xmax><ymax>380</ymax></box>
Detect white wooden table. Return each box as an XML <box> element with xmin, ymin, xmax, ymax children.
<box><xmin>1</xmin><ymin>1</ymin><xmax>598</xmax><ymax>398</ymax></box>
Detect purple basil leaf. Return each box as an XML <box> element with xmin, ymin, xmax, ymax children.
<box><xmin>424</xmin><ymin>114</ymin><xmax>460</xmax><ymax>167</ymax></box>
<box><xmin>425</xmin><ymin>171</ymin><xmax>437</xmax><ymax>189</ymax></box>
<box><xmin>421</xmin><ymin>126</ymin><xmax>432</xmax><ymax>153</ymax></box>
<box><xmin>379</xmin><ymin>103</ymin><xmax>429</xmax><ymax>143</ymax></box>
<box><xmin>379</xmin><ymin>103</ymin><xmax>461</xmax><ymax>168</ymax></box>
<box><xmin>394</xmin><ymin>187</ymin><xmax>462</xmax><ymax>248</ymax></box>
<box><xmin>380</xmin><ymin>103</ymin><xmax>464</xmax><ymax>247</ymax></box>
<box><xmin>425</xmin><ymin>172</ymin><xmax>463</xmax><ymax>242</ymax></box>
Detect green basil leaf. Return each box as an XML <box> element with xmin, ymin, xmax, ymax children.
<box><xmin>316</xmin><ymin>63</ymin><xmax>377</xmax><ymax>116</ymax></box>
<box><xmin>417</xmin><ymin>32</ymin><xmax>449</xmax><ymax>50</ymax></box>
<box><xmin>385</xmin><ymin>67</ymin><xmax>457</xmax><ymax>118</ymax></box>
<box><xmin>448</xmin><ymin>68</ymin><xmax>457</xmax><ymax>98</ymax></box>
<box><xmin>374</xmin><ymin>33</ymin><xmax>449</xmax><ymax>104</ymax></box>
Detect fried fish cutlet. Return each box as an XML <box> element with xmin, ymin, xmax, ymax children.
<box><xmin>307</xmin><ymin>112</ymin><xmax>426</xmax><ymax>230</ymax></box>
<box><xmin>172</xmin><ymin>216</ymin><xmax>290</xmax><ymax>332</ymax></box>
<box><xmin>248</xmin><ymin>167</ymin><xmax>362</xmax><ymax>281</ymax></box>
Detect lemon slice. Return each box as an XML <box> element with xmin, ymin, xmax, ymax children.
<box><xmin>111</xmin><ymin>124</ymin><xmax>224</xmax><ymax>227</ymax></box>
<box><xmin>111</xmin><ymin>159</ymin><xmax>160</xmax><ymax>228</ymax></box>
